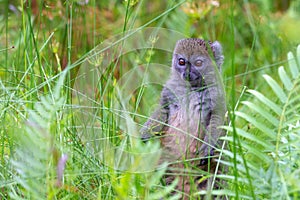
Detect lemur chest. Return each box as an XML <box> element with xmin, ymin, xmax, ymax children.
<box><xmin>168</xmin><ymin>89</ymin><xmax>211</xmax><ymax>131</ymax></box>
<box><xmin>161</xmin><ymin>89</ymin><xmax>211</xmax><ymax>159</ymax></box>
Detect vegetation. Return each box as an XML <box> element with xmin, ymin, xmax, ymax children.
<box><xmin>0</xmin><ymin>0</ymin><xmax>300</xmax><ymax>199</ymax></box>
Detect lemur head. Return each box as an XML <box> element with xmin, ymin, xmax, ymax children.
<box><xmin>172</xmin><ymin>38</ymin><xmax>224</xmax><ymax>86</ymax></box>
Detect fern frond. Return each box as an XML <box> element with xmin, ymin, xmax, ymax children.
<box><xmin>223</xmin><ymin>44</ymin><xmax>300</xmax><ymax>199</ymax></box>
<box><xmin>10</xmin><ymin>71</ymin><xmax>67</xmax><ymax>199</ymax></box>
<box><xmin>110</xmin><ymin>139</ymin><xmax>179</xmax><ymax>200</ymax></box>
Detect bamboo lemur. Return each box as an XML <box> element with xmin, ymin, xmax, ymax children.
<box><xmin>141</xmin><ymin>38</ymin><xmax>226</xmax><ymax>199</ymax></box>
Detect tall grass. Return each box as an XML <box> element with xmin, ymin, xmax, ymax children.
<box><xmin>0</xmin><ymin>0</ymin><xmax>300</xmax><ymax>199</ymax></box>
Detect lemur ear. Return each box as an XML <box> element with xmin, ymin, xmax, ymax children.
<box><xmin>210</xmin><ymin>41</ymin><xmax>224</xmax><ymax>70</ymax></box>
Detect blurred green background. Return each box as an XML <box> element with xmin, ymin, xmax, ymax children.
<box><xmin>1</xmin><ymin>0</ymin><xmax>300</xmax><ymax>105</ymax></box>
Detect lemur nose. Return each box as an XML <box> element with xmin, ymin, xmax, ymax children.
<box><xmin>185</xmin><ymin>62</ymin><xmax>191</xmax><ymax>72</ymax></box>
<box><xmin>186</xmin><ymin>61</ymin><xmax>191</xmax><ymax>67</ymax></box>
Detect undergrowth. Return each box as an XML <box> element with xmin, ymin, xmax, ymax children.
<box><xmin>1</xmin><ymin>0</ymin><xmax>300</xmax><ymax>199</ymax></box>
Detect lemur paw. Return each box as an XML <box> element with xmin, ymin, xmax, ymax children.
<box><xmin>199</xmin><ymin>147</ymin><xmax>214</xmax><ymax>166</ymax></box>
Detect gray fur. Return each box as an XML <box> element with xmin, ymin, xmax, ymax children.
<box><xmin>140</xmin><ymin>38</ymin><xmax>226</xmax><ymax>199</ymax></box>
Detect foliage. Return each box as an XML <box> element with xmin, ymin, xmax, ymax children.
<box><xmin>0</xmin><ymin>0</ymin><xmax>300</xmax><ymax>199</ymax></box>
<box><xmin>8</xmin><ymin>70</ymin><xmax>66</xmax><ymax>199</ymax></box>
<box><xmin>222</xmin><ymin>45</ymin><xmax>300</xmax><ymax>199</ymax></box>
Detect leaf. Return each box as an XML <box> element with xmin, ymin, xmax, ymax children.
<box><xmin>235</xmin><ymin>111</ymin><xmax>276</xmax><ymax>139</ymax></box>
<box><xmin>241</xmin><ymin>101</ymin><xmax>279</xmax><ymax>127</ymax></box>
<box><xmin>247</xmin><ymin>90</ymin><xmax>282</xmax><ymax>115</ymax></box>
<box><xmin>288</xmin><ymin>52</ymin><xmax>299</xmax><ymax>79</ymax></box>
<box><xmin>222</xmin><ymin>136</ymin><xmax>271</xmax><ymax>162</ymax></box>
<box><xmin>147</xmin><ymin>176</ymin><xmax>180</xmax><ymax>200</ymax></box>
<box><xmin>197</xmin><ymin>189</ymin><xmax>252</xmax><ymax>199</ymax></box>
<box><xmin>278</xmin><ymin>66</ymin><xmax>293</xmax><ymax>91</ymax></box>
<box><xmin>263</xmin><ymin>74</ymin><xmax>287</xmax><ymax>103</ymax></box>
<box><xmin>297</xmin><ymin>44</ymin><xmax>300</xmax><ymax>64</ymax></box>
<box><xmin>222</xmin><ymin>126</ymin><xmax>273</xmax><ymax>150</ymax></box>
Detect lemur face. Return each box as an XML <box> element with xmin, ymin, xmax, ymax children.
<box><xmin>172</xmin><ymin>38</ymin><xmax>223</xmax><ymax>86</ymax></box>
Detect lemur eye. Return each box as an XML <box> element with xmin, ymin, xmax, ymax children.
<box><xmin>178</xmin><ymin>58</ymin><xmax>185</xmax><ymax>66</ymax></box>
<box><xmin>195</xmin><ymin>60</ymin><xmax>203</xmax><ymax>67</ymax></box>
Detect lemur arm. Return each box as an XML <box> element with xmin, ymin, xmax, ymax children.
<box><xmin>199</xmin><ymin>86</ymin><xmax>226</xmax><ymax>165</ymax></box>
<box><xmin>140</xmin><ymin>88</ymin><xmax>170</xmax><ymax>141</ymax></box>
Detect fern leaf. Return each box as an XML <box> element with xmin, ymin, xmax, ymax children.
<box><xmin>297</xmin><ymin>45</ymin><xmax>300</xmax><ymax>61</ymax></box>
<box><xmin>222</xmin><ymin>126</ymin><xmax>273</xmax><ymax>150</ymax></box>
<box><xmin>147</xmin><ymin>175</ymin><xmax>179</xmax><ymax>200</ymax></box>
<box><xmin>235</xmin><ymin>111</ymin><xmax>275</xmax><ymax>138</ymax></box>
<box><xmin>241</xmin><ymin>101</ymin><xmax>279</xmax><ymax>126</ymax></box>
<box><xmin>263</xmin><ymin>74</ymin><xmax>287</xmax><ymax>103</ymax></box>
<box><xmin>278</xmin><ymin>66</ymin><xmax>293</xmax><ymax>91</ymax></box>
<box><xmin>287</xmin><ymin>51</ymin><xmax>299</xmax><ymax>79</ymax></box>
<box><xmin>247</xmin><ymin>89</ymin><xmax>282</xmax><ymax>115</ymax></box>
<box><xmin>222</xmin><ymin>136</ymin><xmax>271</xmax><ymax>162</ymax></box>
